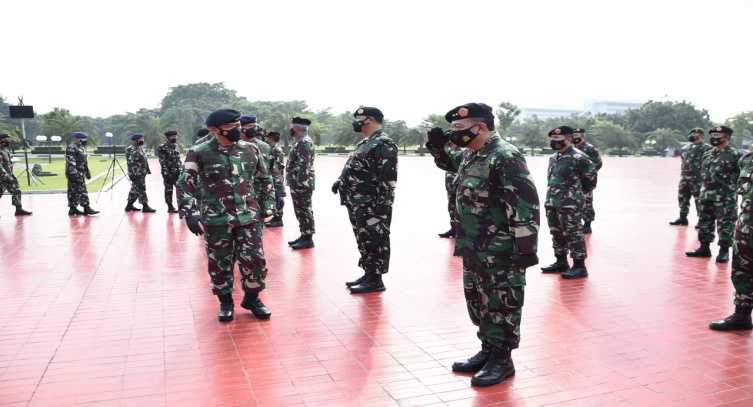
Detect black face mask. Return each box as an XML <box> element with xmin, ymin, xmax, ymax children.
<box><xmin>244</xmin><ymin>128</ymin><xmax>257</xmax><ymax>138</ymax></box>
<box><xmin>710</xmin><ymin>137</ymin><xmax>724</xmax><ymax>147</ymax></box>
<box><xmin>550</xmin><ymin>140</ymin><xmax>566</xmax><ymax>150</ymax></box>
<box><xmin>221</xmin><ymin>127</ymin><xmax>241</xmax><ymax>142</ymax></box>
<box><xmin>136</xmin><ymin>140</ymin><xmax>144</xmax><ymax>146</ymax></box>
<box><xmin>0</xmin><ymin>140</ymin><xmax>9</xmax><ymax>147</ymax></box>
<box><xmin>352</xmin><ymin>120</ymin><xmax>365</xmax><ymax>133</ymax></box>
<box><xmin>448</xmin><ymin>126</ymin><xmax>479</xmax><ymax>147</ymax></box>
<box><xmin>573</xmin><ymin>137</ymin><xmax>583</xmax><ymax>144</ymax></box>
<box><xmin>168</xmin><ymin>138</ymin><xmax>177</xmax><ymax>144</ymax></box>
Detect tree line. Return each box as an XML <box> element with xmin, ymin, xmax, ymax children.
<box><xmin>1</xmin><ymin>83</ymin><xmax>752</xmax><ymax>154</ymax></box>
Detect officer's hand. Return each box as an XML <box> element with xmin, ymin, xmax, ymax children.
<box><xmin>427</xmin><ymin>127</ymin><xmax>448</xmax><ymax>148</ymax></box>
<box><xmin>185</xmin><ymin>215</ymin><xmax>204</xmax><ymax>236</ymax></box>
<box><xmin>85</xmin><ymin>173</ymin><xmax>91</xmax><ymax>180</ymax></box>
<box><xmin>331</xmin><ymin>180</ymin><xmax>341</xmax><ymax>194</ymax></box>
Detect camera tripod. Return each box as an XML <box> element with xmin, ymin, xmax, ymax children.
<box><xmin>96</xmin><ymin>151</ymin><xmax>128</xmax><ymax>202</ymax></box>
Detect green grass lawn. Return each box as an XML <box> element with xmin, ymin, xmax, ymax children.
<box><xmin>12</xmin><ymin>156</ymin><xmax>125</xmax><ymax>192</ymax></box>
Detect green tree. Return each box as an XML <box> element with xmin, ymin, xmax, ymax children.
<box><xmin>42</xmin><ymin>108</ymin><xmax>97</xmax><ymax>145</ymax></box>
<box><xmin>496</xmin><ymin>101</ymin><xmax>521</xmax><ymax>135</ymax></box>
<box><xmin>591</xmin><ymin>120</ymin><xmax>635</xmax><ymax>155</ymax></box>
<box><xmin>624</xmin><ymin>100</ymin><xmax>712</xmax><ymax>134</ymax></box>
<box><xmin>725</xmin><ymin>111</ymin><xmax>753</xmax><ymax>149</ymax></box>
<box><xmin>125</xmin><ymin>109</ymin><xmax>175</xmax><ymax>150</ymax></box>
<box><xmin>644</xmin><ymin>128</ymin><xmax>682</xmax><ymax>153</ymax></box>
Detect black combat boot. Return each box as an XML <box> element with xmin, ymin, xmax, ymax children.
<box><xmin>709</xmin><ymin>306</ymin><xmax>753</xmax><ymax>331</ymax></box>
<box><xmin>288</xmin><ymin>235</ymin><xmax>303</xmax><ymax>246</ymax></box>
<box><xmin>14</xmin><ymin>206</ymin><xmax>32</xmax><ymax>216</ymax></box>
<box><xmin>582</xmin><ymin>221</ymin><xmax>592</xmax><ymax>234</ymax></box>
<box><xmin>349</xmin><ymin>274</ymin><xmax>386</xmax><ymax>294</ymax></box>
<box><xmin>290</xmin><ymin>234</ymin><xmax>314</xmax><ymax>250</ymax></box>
<box><xmin>470</xmin><ymin>347</ymin><xmax>515</xmax><ymax>387</ymax></box>
<box><xmin>217</xmin><ymin>293</ymin><xmax>234</xmax><ymax>322</ymax></box>
<box><xmin>541</xmin><ymin>254</ymin><xmax>569</xmax><ymax>273</ymax></box>
<box><xmin>265</xmin><ymin>215</ymin><xmax>283</xmax><ymax>227</ymax></box>
<box><xmin>669</xmin><ymin>216</ymin><xmax>689</xmax><ymax>226</ymax></box>
<box><xmin>167</xmin><ymin>203</ymin><xmax>178</xmax><ymax>213</ymax></box>
<box><xmin>438</xmin><ymin>227</ymin><xmax>456</xmax><ymax>238</ymax></box>
<box><xmin>83</xmin><ymin>206</ymin><xmax>99</xmax><ymax>216</ymax></box>
<box><xmin>345</xmin><ymin>273</ymin><xmax>367</xmax><ymax>287</ymax></box>
<box><xmin>452</xmin><ymin>345</ymin><xmax>490</xmax><ymax>373</ymax></box>
<box><xmin>125</xmin><ymin>201</ymin><xmax>140</xmax><ymax>212</ymax></box>
<box><xmin>69</xmin><ymin>206</ymin><xmax>84</xmax><ymax>216</ymax></box>
<box><xmin>686</xmin><ymin>243</ymin><xmax>712</xmax><ymax>257</ymax></box>
<box><xmin>562</xmin><ymin>259</ymin><xmax>588</xmax><ymax>279</ymax></box>
<box><xmin>240</xmin><ymin>290</ymin><xmax>272</xmax><ymax>319</ymax></box>
<box><xmin>716</xmin><ymin>245</ymin><xmax>730</xmax><ymax>263</ymax></box>
<box><xmin>141</xmin><ymin>204</ymin><xmax>156</xmax><ymax>213</ymax></box>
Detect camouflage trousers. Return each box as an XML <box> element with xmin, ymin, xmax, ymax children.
<box><xmin>732</xmin><ymin>225</ymin><xmax>753</xmax><ymax>308</ymax></box>
<box><xmin>678</xmin><ymin>177</ymin><xmax>701</xmax><ymax>219</ymax></box>
<box><xmin>462</xmin><ymin>255</ymin><xmax>525</xmax><ymax>351</ymax></box>
<box><xmin>698</xmin><ymin>198</ymin><xmax>737</xmax><ymax>246</ymax></box>
<box><xmin>583</xmin><ymin>191</ymin><xmax>596</xmax><ymax>223</ymax></box>
<box><xmin>0</xmin><ymin>176</ymin><xmax>21</xmax><ymax>207</ymax></box>
<box><xmin>66</xmin><ymin>174</ymin><xmax>90</xmax><ymax>208</ymax></box>
<box><xmin>127</xmin><ymin>176</ymin><xmax>149</xmax><ymax>205</ymax></box>
<box><xmin>273</xmin><ymin>178</ymin><xmax>286</xmax><ymax>218</ymax></box>
<box><xmin>162</xmin><ymin>175</ymin><xmax>179</xmax><ymax>205</ymax></box>
<box><xmin>290</xmin><ymin>188</ymin><xmax>315</xmax><ymax>235</ymax></box>
<box><xmin>546</xmin><ymin>205</ymin><xmax>587</xmax><ymax>260</ymax></box>
<box><xmin>346</xmin><ymin>203</ymin><xmax>392</xmax><ymax>275</ymax></box>
<box><xmin>445</xmin><ymin>172</ymin><xmax>457</xmax><ymax>226</ymax></box>
<box><xmin>204</xmin><ymin>222</ymin><xmax>267</xmax><ymax>296</ymax></box>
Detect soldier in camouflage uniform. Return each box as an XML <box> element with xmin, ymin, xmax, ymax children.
<box><xmin>264</xmin><ymin>131</ymin><xmax>286</xmax><ymax>227</ymax></box>
<box><xmin>709</xmin><ymin>149</ymin><xmax>753</xmax><ymax>331</ymax></box>
<box><xmin>572</xmin><ymin>128</ymin><xmax>602</xmax><ymax>234</ymax></box>
<box><xmin>426</xmin><ymin>103</ymin><xmax>539</xmax><ymax>387</ymax></box>
<box><xmin>286</xmin><ymin>116</ymin><xmax>316</xmax><ymax>249</ymax></box>
<box><xmin>124</xmin><ymin>133</ymin><xmax>156</xmax><ymax>212</ymax></box>
<box><xmin>332</xmin><ymin>107</ymin><xmax>398</xmax><ymax>294</ymax></box>
<box><xmin>670</xmin><ymin>128</ymin><xmax>712</xmax><ymax>226</ymax></box>
<box><xmin>240</xmin><ymin>115</ymin><xmax>275</xmax><ymax>229</ymax></box>
<box><xmin>540</xmin><ymin>126</ymin><xmax>597</xmax><ymax>279</ymax></box>
<box><xmin>178</xmin><ymin>109</ymin><xmax>274</xmax><ymax>322</ymax></box>
<box><xmin>0</xmin><ymin>133</ymin><xmax>32</xmax><ymax>216</ymax></box>
<box><xmin>65</xmin><ymin>132</ymin><xmax>99</xmax><ymax>216</ymax></box>
<box><xmin>156</xmin><ymin>130</ymin><xmax>182</xmax><ymax>213</ymax></box>
<box><xmin>439</xmin><ymin>141</ymin><xmax>463</xmax><ymax>238</ymax></box>
<box><xmin>686</xmin><ymin>126</ymin><xmax>741</xmax><ymax>263</ymax></box>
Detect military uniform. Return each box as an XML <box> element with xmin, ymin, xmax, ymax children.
<box><xmin>697</xmin><ymin>145</ymin><xmax>741</xmax><ymax>248</ymax></box>
<box><xmin>0</xmin><ymin>141</ymin><xmax>22</xmax><ymax>208</ymax></box>
<box><xmin>336</xmin><ymin>128</ymin><xmax>398</xmax><ymax>279</ymax></box>
<box><xmin>125</xmin><ymin>143</ymin><xmax>152</xmax><ymax>207</ymax></box>
<box><xmin>574</xmin><ymin>141</ymin><xmax>602</xmax><ymax>226</ymax></box>
<box><xmin>269</xmin><ymin>143</ymin><xmax>286</xmax><ymax>219</ymax></box>
<box><xmin>248</xmin><ymin>137</ymin><xmax>274</xmax><ymax>206</ymax></box>
<box><xmin>286</xmin><ymin>129</ymin><xmax>316</xmax><ymax>236</ymax></box>
<box><xmin>440</xmin><ymin>144</ymin><xmax>465</xmax><ymax>237</ymax></box>
<box><xmin>545</xmin><ymin>145</ymin><xmax>597</xmax><ymax>263</ymax></box>
<box><xmin>65</xmin><ymin>142</ymin><xmax>92</xmax><ymax>209</ymax></box>
<box><xmin>677</xmin><ymin>141</ymin><xmax>712</xmax><ymax>220</ymax></box>
<box><xmin>156</xmin><ymin>140</ymin><xmax>182</xmax><ymax>208</ymax></box>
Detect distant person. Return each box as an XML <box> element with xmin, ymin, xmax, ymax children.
<box><xmin>541</xmin><ymin>126</ymin><xmax>597</xmax><ymax>279</ymax></box>
<box><xmin>177</xmin><ymin>109</ymin><xmax>274</xmax><ymax>321</ymax></box>
<box><xmin>264</xmin><ymin>131</ymin><xmax>286</xmax><ymax>227</ymax></box>
<box><xmin>709</xmin><ymin>148</ymin><xmax>753</xmax><ymax>331</ymax></box>
<box><xmin>332</xmin><ymin>107</ymin><xmax>398</xmax><ymax>294</ymax></box>
<box><xmin>686</xmin><ymin>126</ymin><xmax>741</xmax><ymax>263</ymax></box>
<box><xmin>65</xmin><ymin>132</ymin><xmax>99</xmax><ymax>216</ymax></box>
<box><xmin>194</xmin><ymin>128</ymin><xmax>212</xmax><ymax>145</ymax></box>
<box><xmin>438</xmin><ymin>141</ymin><xmax>464</xmax><ymax>238</ymax></box>
<box><xmin>125</xmin><ymin>133</ymin><xmax>156</xmax><ymax>212</ymax></box>
<box><xmin>240</xmin><ymin>115</ymin><xmax>275</xmax><ymax>227</ymax></box>
<box><xmin>156</xmin><ymin>130</ymin><xmax>182</xmax><ymax>213</ymax></box>
<box><xmin>669</xmin><ymin>128</ymin><xmax>711</xmax><ymax>227</ymax></box>
<box><xmin>0</xmin><ymin>133</ymin><xmax>32</xmax><ymax>216</ymax></box>
<box><xmin>572</xmin><ymin>128</ymin><xmax>602</xmax><ymax>233</ymax></box>
<box><xmin>286</xmin><ymin>117</ymin><xmax>316</xmax><ymax>249</ymax></box>
<box><xmin>426</xmin><ymin>103</ymin><xmax>540</xmax><ymax>387</ymax></box>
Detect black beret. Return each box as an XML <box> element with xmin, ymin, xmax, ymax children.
<box><xmin>444</xmin><ymin>103</ymin><xmax>494</xmax><ymax>123</ymax></box>
<box><xmin>353</xmin><ymin>106</ymin><xmax>384</xmax><ymax>122</ymax></box>
<box><xmin>709</xmin><ymin>126</ymin><xmax>733</xmax><ymax>136</ymax></box>
<box><xmin>573</xmin><ymin>128</ymin><xmax>586</xmax><ymax>134</ymax></box>
<box><xmin>548</xmin><ymin>126</ymin><xmax>575</xmax><ymax>137</ymax></box>
<box><xmin>0</xmin><ymin>133</ymin><xmax>8</xmax><ymax>139</ymax></box>
<box><xmin>291</xmin><ymin>117</ymin><xmax>311</xmax><ymax>126</ymax></box>
<box><xmin>164</xmin><ymin>130</ymin><xmax>178</xmax><ymax>137</ymax></box>
<box><xmin>688</xmin><ymin>127</ymin><xmax>705</xmax><ymax>135</ymax></box>
<box><xmin>206</xmin><ymin>109</ymin><xmax>241</xmax><ymax>127</ymax></box>
<box><xmin>196</xmin><ymin>128</ymin><xmax>210</xmax><ymax>137</ymax></box>
<box><xmin>267</xmin><ymin>131</ymin><xmax>280</xmax><ymax>141</ymax></box>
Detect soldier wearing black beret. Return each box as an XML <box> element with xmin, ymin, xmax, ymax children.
<box><xmin>156</xmin><ymin>130</ymin><xmax>182</xmax><ymax>213</ymax></box>
<box><xmin>286</xmin><ymin>116</ymin><xmax>317</xmax><ymax>249</ymax></box>
<box><xmin>572</xmin><ymin>128</ymin><xmax>603</xmax><ymax>233</ymax></box>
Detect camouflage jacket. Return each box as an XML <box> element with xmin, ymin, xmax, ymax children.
<box><xmin>177</xmin><ymin>139</ymin><xmax>274</xmax><ymax>226</ymax></box>
<box><xmin>156</xmin><ymin>142</ymin><xmax>182</xmax><ymax>178</ymax></box>
<box><xmin>65</xmin><ymin>143</ymin><xmax>90</xmax><ymax>178</ymax></box>
<box><xmin>337</xmin><ymin>129</ymin><xmax>398</xmax><ymax>207</ymax></box>
<box><xmin>443</xmin><ymin>144</ymin><xmax>464</xmax><ymax>191</ymax></box>
<box><xmin>269</xmin><ymin>144</ymin><xmax>285</xmax><ymax>179</ymax></box>
<box><xmin>576</xmin><ymin>142</ymin><xmax>603</xmax><ymax>171</ymax></box>
<box><xmin>545</xmin><ymin>145</ymin><xmax>597</xmax><ymax>208</ymax></box>
<box><xmin>737</xmin><ymin>152</ymin><xmax>753</xmax><ymax>236</ymax></box>
<box><xmin>0</xmin><ymin>147</ymin><xmax>14</xmax><ymax>183</ymax></box>
<box><xmin>680</xmin><ymin>141</ymin><xmax>712</xmax><ymax>181</ymax></box>
<box><xmin>125</xmin><ymin>144</ymin><xmax>151</xmax><ymax>178</ymax></box>
<box><xmin>286</xmin><ymin>134</ymin><xmax>315</xmax><ymax>191</ymax></box>
<box><xmin>429</xmin><ymin>134</ymin><xmax>540</xmax><ymax>267</ymax></box>
<box><xmin>699</xmin><ymin>145</ymin><xmax>742</xmax><ymax>202</ymax></box>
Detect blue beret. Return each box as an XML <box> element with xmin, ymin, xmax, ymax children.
<box><xmin>0</xmin><ymin>133</ymin><xmax>9</xmax><ymax>139</ymax></box>
<box><xmin>240</xmin><ymin>115</ymin><xmax>257</xmax><ymax>125</ymax></box>
<box><xmin>130</xmin><ymin>133</ymin><xmax>144</xmax><ymax>141</ymax></box>
<box><xmin>71</xmin><ymin>131</ymin><xmax>88</xmax><ymax>139</ymax></box>
<box><xmin>206</xmin><ymin>109</ymin><xmax>241</xmax><ymax>127</ymax></box>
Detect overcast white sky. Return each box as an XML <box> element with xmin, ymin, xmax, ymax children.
<box><xmin>3</xmin><ymin>0</ymin><xmax>752</xmax><ymax>125</ymax></box>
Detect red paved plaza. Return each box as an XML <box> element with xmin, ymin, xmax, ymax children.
<box><xmin>1</xmin><ymin>155</ymin><xmax>751</xmax><ymax>407</ymax></box>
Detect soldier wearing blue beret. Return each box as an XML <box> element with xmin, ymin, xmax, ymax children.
<box><xmin>125</xmin><ymin>133</ymin><xmax>156</xmax><ymax>212</ymax></box>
